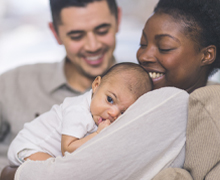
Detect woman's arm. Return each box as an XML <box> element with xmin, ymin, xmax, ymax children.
<box><xmin>61</xmin><ymin>120</ymin><xmax>111</xmax><ymax>155</ymax></box>
<box><xmin>14</xmin><ymin>88</ymin><xmax>189</xmax><ymax>180</ymax></box>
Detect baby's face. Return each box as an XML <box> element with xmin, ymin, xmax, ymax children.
<box><xmin>90</xmin><ymin>76</ymin><xmax>136</xmax><ymax>126</ymax></box>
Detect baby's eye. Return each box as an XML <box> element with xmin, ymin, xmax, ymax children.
<box><xmin>107</xmin><ymin>96</ymin><xmax>114</xmax><ymax>104</ymax></box>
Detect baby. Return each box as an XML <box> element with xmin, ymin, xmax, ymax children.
<box><xmin>8</xmin><ymin>62</ymin><xmax>153</xmax><ymax>165</ymax></box>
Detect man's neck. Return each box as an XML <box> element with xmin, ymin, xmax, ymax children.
<box><xmin>64</xmin><ymin>60</ymin><xmax>94</xmax><ymax>93</ymax></box>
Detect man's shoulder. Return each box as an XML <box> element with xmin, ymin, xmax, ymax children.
<box><xmin>0</xmin><ymin>61</ymin><xmax>62</xmax><ymax>85</ymax></box>
<box><xmin>0</xmin><ymin>61</ymin><xmax>63</xmax><ymax>93</ymax></box>
<box><xmin>1</xmin><ymin>61</ymin><xmax>60</xmax><ymax>77</ymax></box>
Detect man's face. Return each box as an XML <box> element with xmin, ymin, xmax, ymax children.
<box><xmin>52</xmin><ymin>1</ymin><xmax>120</xmax><ymax>78</ymax></box>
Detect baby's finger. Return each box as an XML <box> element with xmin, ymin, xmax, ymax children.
<box><xmin>104</xmin><ymin>119</ymin><xmax>111</xmax><ymax>125</ymax></box>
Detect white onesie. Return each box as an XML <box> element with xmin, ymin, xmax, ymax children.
<box><xmin>8</xmin><ymin>90</ymin><xmax>97</xmax><ymax>166</ymax></box>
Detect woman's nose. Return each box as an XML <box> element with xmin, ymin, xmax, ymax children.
<box><xmin>137</xmin><ymin>45</ymin><xmax>157</xmax><ymax>64</ymax></box>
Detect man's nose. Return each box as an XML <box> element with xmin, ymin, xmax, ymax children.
<box><xmin>84</xmin><ymin>33</ymin><xmax>102</xmax><ymax>52</ymax></box>
<box><xmin>137</xmin><ymin>45</ymin><xmax>157</xmax><ymax>63</ymax></box>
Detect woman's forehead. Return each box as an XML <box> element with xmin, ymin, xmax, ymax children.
<box><xmin>143</xmin><ymin>13</ymin><xmax>186</xmax><ymax>38</ymax></box>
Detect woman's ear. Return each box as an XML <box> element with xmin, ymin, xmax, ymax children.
<box><xmin>92</xmin><ymin>76</ymin><xmax>102</xmax><ymax>93</ymax></box>
<box><xmin>48</xmin><ymin>22</ymin><xmax>63</xmax><ymax>45</ymax></box>
<box><xmin>201</xmin><ymin>45</ymin><xmax>216</xmax><ymax>66</ymax></box>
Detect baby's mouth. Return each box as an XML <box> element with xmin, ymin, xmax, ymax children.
<box><xmin>98</xmin><ymin>117</ymin><xmax>106</xmax><ymax>124</ymax></box>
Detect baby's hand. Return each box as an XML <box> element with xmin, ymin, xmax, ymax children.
<box><xmin>97</xmin><ymin>119</ymin><xmax>111</xmax><ymax>133</ymax></box>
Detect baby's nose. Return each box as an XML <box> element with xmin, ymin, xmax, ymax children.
<box><xmin>108</xmin><ymin>107</ymin><xmax>121</xmax><ymax>121</ymax></box>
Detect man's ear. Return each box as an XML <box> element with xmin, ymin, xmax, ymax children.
<box><xmin>48</xmin><ymin>22</ymin><xmax>63</xmax><ymax>45</ymax></box>
<box><xmin>116</xmin><ymin>7</ymin><xmax>122</xmax><ymax>33</ymax></box>
<box><xmin>201</xmin><ymin>45</ymin><xmax>216</xmax><ymax>66</ymax></box>
<box><xmin>92</xmin><ymin>76</ymin><xmax>102</xmax><ymax>93</ymax></box>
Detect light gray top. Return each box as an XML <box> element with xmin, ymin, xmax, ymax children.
<box><xmin>0</xmin><ymin>59</ymin><xmax>85</xmax><ymax>171</ymax></box>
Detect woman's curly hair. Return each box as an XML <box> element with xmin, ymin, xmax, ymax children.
<box><xmin>154</xmin><ymin>0</ymin><xmax>220</xmax><ymax>76</ymax></box>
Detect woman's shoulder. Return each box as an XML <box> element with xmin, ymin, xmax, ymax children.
<box><xmin>189</xmin><ymin>84</ymin><xmax>220</xmax><ymax>106</ymax></box>
<box><xmin>206</xmin><ymin>80</ymin><xmax>220</xmax><ymax>86</ymax></box>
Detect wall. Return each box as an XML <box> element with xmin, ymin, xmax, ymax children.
<box><xmin>0</xmin><ymin>0</ymin><xmax>219</xmax><ymax>82</ymax></box>
<box><xmin>0</xmin><ymin>0</ymin><xmax>158</xmax><ymax>74</ymax></box>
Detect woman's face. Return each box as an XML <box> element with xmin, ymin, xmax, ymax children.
<box><xmin>137</xmin><ymin>13</ymin><xmax>206</xmax><ymax>93</ymax></box>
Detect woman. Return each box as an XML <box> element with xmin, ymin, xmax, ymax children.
<box><xmin>138</xmin><ymin>0</ymin><xmax>220</xmax><ymax>179</ymax></box>
<box><xmin>137</xmin><ymin>0</ymin><xmax>220</xmax><ymax>93</ymax></box>
<box><xmin>1</xmin><ymin>0</ymin><xmax>220</xmax><ymax>179</ymax></box>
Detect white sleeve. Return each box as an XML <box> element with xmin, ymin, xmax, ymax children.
<box><xmin>14</xmin><ymin>87</ymin><xmax>189</xmax><ymax>180</ymax></box>
<box><xmin>7</xmin><ymin>104</ymin><xmax>62</xmax><ymax>166</ymax></box>
<box><xmin>61</xmin><ymin>106</ymin><xmax>95</xmax><ymax>139</ymax></box>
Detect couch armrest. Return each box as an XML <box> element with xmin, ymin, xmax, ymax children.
<box><xmin>152</xmin><ymin>168</ymin><xmax>193</xmax><ymax>180</ymax></box>
<box><xmin>0</xmin><ymin>166</ymin><xmax>17</xmax><ymax>180</ymax></box>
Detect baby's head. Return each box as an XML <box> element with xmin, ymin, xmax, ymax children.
<box><xmin>90</xmin><ymin>62</ymin><xmax>153</xmax><ymax>125</ymax></box>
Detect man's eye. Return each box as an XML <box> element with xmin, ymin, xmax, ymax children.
<box><xmin>107</xmin><ymin>96</ymin><xmax>113</xmax><ymax>104</ymax></box>
<box><xmin>70</xmin><ymin>36</ymin><xmax>83</xmax><ymax>41</ymax></box>
<box><xmin>97</xmin><ymin>30</ymin><xmax>109</xmax><ymax>35</ymax></box>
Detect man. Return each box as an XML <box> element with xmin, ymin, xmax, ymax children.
<box><xmin>0</xmin><ymin>0</ymin><xmax>121</xmax><ymax>173</ymax></box>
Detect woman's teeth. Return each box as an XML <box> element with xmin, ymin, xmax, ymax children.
<box><xmin>149</xmin><ymin>72</ymin><xmax>163</xmax><ymax>79</ymax></box>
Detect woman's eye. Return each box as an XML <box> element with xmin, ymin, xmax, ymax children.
<box><xmin>107</xmin><ymin>96</ymin><xmax>114</xmax><ymax>104</ymax></box>
<box><xmin>160</xmin><ymin>48</ymin><xmax>171</xmax><ymax>51</ymax></box>
<box><xmin>159</xmin><ymin>47</ymin><xmax>176</xmax><ymax>53</ymax></box>
<box><xmin>140</xmin><ymin>43</ymin><xmax>147</xmax><ymax>48</ymax></box>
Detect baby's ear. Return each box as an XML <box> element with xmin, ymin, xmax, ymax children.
<box><xmin>201</xmin><ymin>45</ymin><xmax>216</xmax><ymax>66</ymax></box>
<box><xmin>92</xmin><ymin>76</ymin><xmax>102</xmax><ymax>93</ymax></box>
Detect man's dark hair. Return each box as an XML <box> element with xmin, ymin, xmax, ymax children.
<box><xmin>154</xmin><ymin>0</ymin><xmax>220</xmax><ymax>77</ymax></box>
<box><xmin>50</xmin><ymin>0</ymin><xmax>118</xmax><ymax>33</ymax></box>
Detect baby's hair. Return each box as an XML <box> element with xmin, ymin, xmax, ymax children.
<box><xmin>101</xmin><ymin>62</ymin><xmax>153</xmax><ymax>99</ymax></box>
<box><xmin>154</xmin><ymin>0</ymin><xmax>220</xmax><ymax>76</ymax></box>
